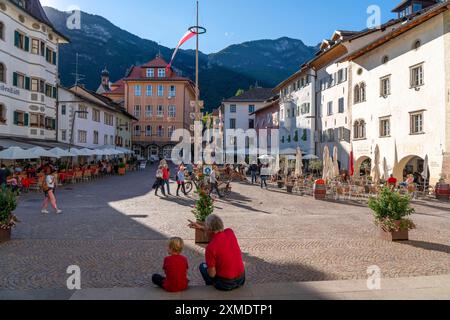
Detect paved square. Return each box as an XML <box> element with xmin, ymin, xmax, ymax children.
<box><xmin>1</xmin><ymin>165</ymin><xmax>449</xmax><ymax>290</ymax></box>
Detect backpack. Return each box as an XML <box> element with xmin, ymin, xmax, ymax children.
<box><xmin>42</xmin><ymin>177</ymin><xmax>50</xmax><ymax>192</ymax></box>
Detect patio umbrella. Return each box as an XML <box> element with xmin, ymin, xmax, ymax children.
<box><xmin>333</xmin><ymin>146</ymin><xmax>340</xmax><ymax>178</ymax></box>
<box><xmin>422</xmin><ymin>155</ymin><xmax>429</xmax><ymax>184</ymax></box>
<box><xmin>284</xmin><ymin>157</ymin><xmax>289</xmax><ymax>177</ymax></box>
<box><xmin>372</xmin><ymin>145</ymin><xmax>381</xmax><ymax>185</ymax></box>
<box><xmin>383</xmin><ymin>157</ymin><xmax>389</xmax><ymax>181</ymax></box>
<box><xmin>78</xmin><ymin>148</ymin><xmax>96</xmax><ymax>156</ymax></box>
<box><xmin>322</xmin><ymin>146</ymin><xmax>330</xmax><ymax>180</ymax></box>
<box><xmin>274</xmin><ymin>153</ymin><xmax>280</xmax><ymax>174</ymax></box>
<box><xmin>295</xmin><ymin>147</ymin><xmax>303</xmax><ymax>177</ymax></box>
<box><xmin>0</xmin><ymin>147</ymin><xmax>39</xmax><ymax>160</ymax></box>
<box><xmin>28</xmin><ymin>147</ymin><xmax>60</xmax><ymax>159</ymax></box>
<box><xmin>303</xmin><ymin>154</ymin><xmax>319</xmax><ymax>160</ymax></box>
<box><xmin>49</xmin><ymin>148</ymin><xmax>76</xmax><ymax>158</ymax></box>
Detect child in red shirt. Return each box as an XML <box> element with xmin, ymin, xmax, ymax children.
<box><xmin>152</xmin><ymin>237</ymin><xmax>189</xmax><ymax>292</ymax></box>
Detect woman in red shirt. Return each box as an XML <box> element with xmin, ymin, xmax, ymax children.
<box><xmin>152</xmin><ymin>237</ymin><xmax>189</xmax><ymax>292</ymax></box>
<box><xmin>189</xmin><ymin>215</ymin><xmax>246</xmax><ymax>291</ymax></box>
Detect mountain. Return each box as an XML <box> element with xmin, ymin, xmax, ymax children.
<box><xmin>44</xmin><ymin>7</ymin><xmax>316</xmax><ymax>111</ymax></box>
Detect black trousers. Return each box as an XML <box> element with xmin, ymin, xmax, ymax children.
<box><xmin>152</xmin><ymin>274</ymin><xmax>165</xmax><ymax>288</ymax></box>
<box><xmin>155</xmin><ymin>178</ymin><xmax>166</xmax><ymax>196</ymax></box>
<box><xmin>177</xmin><ymin>182</ymin><xmax>186</xmax><ymax>196</ymax></box>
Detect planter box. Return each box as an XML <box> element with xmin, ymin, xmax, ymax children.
<box><xmin>286</xmin><ymin>185</ymin><xmax>294</xmax><ymax>193</ymax></box>
<box><xmin>379</xmin><ymin>227</ymin><xmax>409</xmax><ymax>242</ymax></box>
<box><xmin>0</xmin><ymin>228</ymin><xmax>11</xmax><ymax>243</ymax></box>
<box><xmin>195</xmin><ymin>221</ymin><xmax>211</xmax><ymax>244</ymax></box>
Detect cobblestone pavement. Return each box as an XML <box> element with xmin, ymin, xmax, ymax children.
<box><xmin>1</xmin><ymin>165</ymin><xmax>449</xmax><ymax>290</ymax></box>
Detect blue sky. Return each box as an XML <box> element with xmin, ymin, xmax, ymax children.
<box><xmin>42</xmin><ymin>0</ymin><xmax>399</xmax><ymax>53</ymax></box>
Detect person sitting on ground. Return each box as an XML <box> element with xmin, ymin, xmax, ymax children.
<box><xmin>152</xmin><ymin>237</ymin><xmax>189</xmax><ymax>293</ymax></box>
<box><xmin>189</xmin><ymin>215</ymin><xmax>245</xmax><ymax>291</ymax></box>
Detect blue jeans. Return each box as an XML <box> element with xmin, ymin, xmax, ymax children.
<box><xmin>260</xmin><ymin>176</ymin><xmax>268</xmax><ymax>188</ymax></box>
<box><xmin>199</xmin><ymin>263</ymin><xmax>246</xmax><ymax>291</ymax></box>
<box><xmin>251</xmin><ymin>171</ymin><xmax>257</xmax><ymax>184</ymax></box>
<box><xmin>163</xmin><ymin>179</ymin><xmax>171</xmax><ymax>194</ymax></box>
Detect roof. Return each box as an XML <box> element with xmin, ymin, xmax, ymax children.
<box><xmin>251</xmin><ymin>98</ymin><xmax>280</xmax><ymax>116</ymax></box>
<box><xmin>223</xmin><ymin>87</ymin><xmax>275</xmax><ymax>103</ymax></box>
<box><xmin>142</xmin><ymin>55</ymin><xmax>169</xmax><ymax>68</ymax></box>
<box><xmin>340</xmin><ymin>0</ymin><xmax>450</xmax><ymax>62</ymax></box>
<box><xmin>392</xmin><ymin>0</ymin><xmax>439</xmax><ymax>12</ymax></box>
<box><xmin>8</xmin><ymin>0</ymin><xmax>69</xmax><ymax>43</ymax></box>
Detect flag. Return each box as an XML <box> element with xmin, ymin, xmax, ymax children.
<box><xmin>167</xmin><ymin>30</ymin><xmax>196</xmax><ymax>71</ymax></box>
<box><xmin>349</xmin><ymin>147</ymin><xmax>355</xmax><ymax>177</ymax></box>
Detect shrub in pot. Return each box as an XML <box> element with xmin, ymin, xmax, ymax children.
<box><xmin>192</xmin><ymin>186</ymin><xmax>214</xmax><ymax>244</ymax></box>
<box><xmin>368</xmin><ymin>187</ymin><xmax>416</xmax><ymax>241</ymax></box>
<box><xmin>0</xmin><ymin>186</ymin><xmax>19</xmax><ymax>242</ymax></box>
<box><xmin>118</xmin><ymin>163</ymin><xmax>126</xmax><ymax>175</ymax></box>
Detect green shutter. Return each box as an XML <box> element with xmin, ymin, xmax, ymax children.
<box><xmin>13</xmin><ymin>112</ymin><xmax>19</xmax><ymax>125</ymax></box>
<box><xmin>52</xmin><ymin>86</ymin><xmax>57</xmax><ymax>98</ymax></box>
<box><xmin>14</xmin><ymin>31</ymin><xmax>20</xmax><ymax>47</ymax></box>
<box><xmin>25</xmin><ymin>77</ymin><xmax>30</xmax><ymax>90</ymax></box>
<box><xmin>45</xmin><ymin>48</ymin><xmax>49</xmax><ymax>61</ymax></box>
<box><xmin>24</xmin><ymin>36</ymin><xmax>30</xmax><ymax>52</ymax></box>
<box><xmin>52</xmin><ymin>52</ymin><xmax>57</xmax><ymax>65</ymax></box>
<box><xmin>24</xmin><ymin>113</ymin><xmax>29</xmax><ymax>126</ymax></box>
<box><xmin>52</xmin><ymin>119</ymin><xmax>56</xmax><ymax>130</ymax></box>
<box><xmin>13</xmin><ymin>72</ymin><xmax>18</xmax><ymax>87</ymax></box>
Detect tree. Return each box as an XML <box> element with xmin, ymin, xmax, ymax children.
<box><xmin>235</xmin><ymin>89</ymin><xmax>245</xmax><ymax>97</ymax></box>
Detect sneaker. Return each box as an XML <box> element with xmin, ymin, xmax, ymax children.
<box><xmin>41</xmin><ymin>209</ymin><xmax>49</xmax><ymax>214</ymax></box>
<box><xmin>56</xmin><ymin>209</ymin><xmax>63</xmax><ymax>214</ymax></box>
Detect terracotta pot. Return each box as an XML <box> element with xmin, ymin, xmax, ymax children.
<box><xmin>195</xmin><ymin>221</ymin><xmax>211</xmax><ymax>244</ymax></box>
<box><xmin>379</xmin><ymin>221</ymin><xmax>409</xmax><ymax>241</ymax></box>
<box><xmin>0</xmin><ymin>228</ymin><xmax>11</xmax><ymax>243</ymax></box>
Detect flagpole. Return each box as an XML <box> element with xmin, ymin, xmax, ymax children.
<box><xmin>195</xmin><ymin>0</ymin><xmax>200</xmax><ymax>119</ymax></box>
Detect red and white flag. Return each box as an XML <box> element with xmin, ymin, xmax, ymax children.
<box><xmin>167</xmin><ymin>30</ymin><xmax>196</xmax><ymax>71</ymax></box>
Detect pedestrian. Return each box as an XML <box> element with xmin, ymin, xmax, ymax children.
<box><xmin>0</xmin><ymin>164</ymin><xmax>10</xmax><ymax>187</ymax></box>
<box><xmin>176</xmin><ymin>166</ymin><xmax>187</xmax><ymax>197</ymax></box>
<box><xmin>188</xmin><ymin>215</ymin><xmax>245</xmax><ymax>291</ymax></box>
<box><xmin>162</xmin><ymin>165</ymin><xmax>172</xmax><ymax>195</ymax></box>
<box><xmin>209</xmin><ymin>166</ymin><xmax>223</xmax><ymax>198</ymax></box>
<box><xmin>260</xmin><ymin>164</ymin><xmax>269</xmax><ymax>189</ymax></box>
<box><xmin>154</xmin><ymin>165</ymin><xmax>166</xmax><ymax>197</ymax></box>
<box><xmin>152</xmin><ymin>237</ymin><xmax>189</xmax><ymax>293</ymax></box>
<box><xmin>41</xmin><ymin>168</ymin><xmax>62</xmax><ymax>215</ymax></box>
<box><xmin>249</xmin><ymin>163</ymin><xmax>258</xmax><ymax>184</ymax></box>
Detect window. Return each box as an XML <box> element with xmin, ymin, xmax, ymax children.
<box><xmin>31</xmin><ymin>39</ymin><xmax>40</xmax><ymax>54</ymax></box>
<box><xmin>230</xmin><ymin>105</ymin><xmax>237</xmax><ymax>113</ymax></box>
<box><xmin>168</xmin><ymin>105</ymin><xmax>176</xmax><ymax>118</ymax></box>
<box><xmin>110</xmin><ymin>135</ymin><xmax>114</xmax><ymax>145</ymax></box>
<box><xmin>29</xmin><ymin>113</ymin><xmax>45</xmax><ymax>128</ymax></box>
<box><xmin>158</xmin><ymin>68</ymin><xmax>166</xmax><ymax>77</ymax></box>
<box><xmin>380</xmin><ymin>76</ymin><xmax>391</xmax><ymax>96</ymax></box>
<box><xmin>353</xmin><ymin>120</ymin><xmax>366</xmax><ymax>139</ymax></box>
<box><xmin>134</xmin><ymin>85</ymin><xmax>142</xmax><ymax>96</ymax></box>
<box><xmin>145</xmin><ymin>105</ymin><xmax>153</xmax><ymax>118</ymax></box>
<box><xmin>380</xmin><ymin>118</ymin><xmax>391</xmax><ymax>137</ymax></box>
<box><xmin>78</xmin><ymin>130</ymin><xmax>87</xmax><ymax>143</ymax></box>
<box><xmin>13</xmin><ymin>111</ymin><xmax>27</xmax><ymax>126</ymax></box>
<box><xmin>30</xmin><ymin>78</ymin><xmax>39</xmax><ymax>92</ymax></box>
<box><xmin>413</xmin><ymin>40</ymin><xmax>421</xmax><ymax>50</ymax></box>
<box><xmin>13</xmin><ymin>72</ymin><xmax>26</xmax><ymax>89</ymax></box>
<box><xmin>78</xmin><ymin>105</ymin><xmax>88</xmax><ymax>119</ymax></box>
<box><xmin>157</xmin><ymin>126</ymin><xmax>164</xmax><ymax>137</ymax></box>
<box><xmin>249</xmin><ymin>119</ymin><xmax>255</xmax><ymax>129</ymax></box>
<box><xmin>249</xmin><ymin>105</ymin><xmax>255</xmax><ymax>114</ymax></box>
<box><xmin>382</xmin><ymin>55</ymin><xmax>389</xmax><ymax>64</ymax></box>
<box><xmin>0</xmin><ymin>22</ymin><xmax>4</xmax><ymax>41</ymax></box>
<box><xmin>354</xmin><ymin>83</ymin><xmax>366</xmax><ymax>104</ymax></box>
<box><xmin>145</xmin><ymin>125</ymin><xmax>152</xmax><ymax>136</ymax></box>
<box><xmin>93</xmin><ymin>131</ymin><xmax>99</xmax><ymax>144</ymax></box>
<box><xmin>134</xmin><ymin>105</ymin><xmax>141</xmax><ymax>118</ymax></box>
<box><xmin>157</xmin><ymin>85</ymin><xmax>164</xmax><ymax>97</ymax></box>
<box><xmin>14</xmin><ymin>31</ymin><xmax>28</xmax><ymax>51</ymax></box>
<box><xmin>157</xmin><ymin>105</ymin><xmax>164</xmax><ymax>117</ymax></box>
<box><xmin>61</xmin><ymin>130</ymin><xmax>67</xmax><ymax>141</ymax></box>
<box><xmin>92</xmin><ymin>109</ymin><xmax>100</xmax><ymax>122</ymax></box>
<box><xmin>146</xmin><ymin>85</ymin><xmax>153</xmax><ymax>96</ymax></box>
<box><xmin>134</xmin><ymin>125</ymin><xmax>141</xmax><ymax>137</ymax></box>
<box><xmin>327</xmin><ymin>101</ymin><xmax>333</xmax><ymax>116</ymax></box>
<box><xmin>169</xmin><ymin>85</ymin><xmax>176</xmax><ymax>97</ymax></box>
<box><xmin>61</xmin><ymin>105</ymin><xmax>66</xmax><ymax>115</ymax></box>
<box><xmin>0</xmin><ymin>63</ymin><xmax>5</xmax><ymax>83</ymax></box>
<box><xmin>146</xmin><ymin>68</ymin><xmax>154</xmax><ymax>77</ymax></box>
<box><xmin>410</xmin><ymin>64</ymin><xmax>424</xmax><ymax>88</ymax></box>
<box><xmin>338</xmin><ymin>98</ymin><xmax>345</xmax><ymax>113</ymax></box>
<box><xmin>104</xmin><ymin>113</ymin><xmax>114</xmax><ymax>126</ymax></box>
<box><xmin>410</xmin><ymin>112</ymin><xmax>424</xmax><ymax>134</ymax></box>
<box><xmin>168</xmin><ymin>126</ymin><xmax>175</xmax><ymax>138</ymax></box>
<box><xmin>103</xmin><ymin>134</ymin><xmax>108</xmax><ymax>145</ymax></box>
<box><xmin>45</xmin><ymin>47</ymin><xmax>56</xmax><ymax>65</ymax></box>
<box><xmin>229</xmin><ymin>119</ymin><xmax>236</xmax><ymax>129</ymax></box>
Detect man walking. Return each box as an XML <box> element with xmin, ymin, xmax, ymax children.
<box><xmin>209</xmin><ymin>166</ymin><xmax>223</xmax><ymax>198</ymax></box>
<box><xmin>249</xmin><ymin>163</ymin><xmax>258</xmax><ymax>184</ymax></box>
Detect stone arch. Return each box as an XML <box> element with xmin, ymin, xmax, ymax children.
<box><xmin>393</xmin><ymin>155</ymin><xmax>428</xmax><ymax>181</ymax></box>
<box><xmin>355</xmin><ymin>156</ymin><xmax>372</xmax><ymax>177</ymax></box>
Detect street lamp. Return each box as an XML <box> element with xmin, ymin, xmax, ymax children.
<box><xmin>69</xmin><ymin>110</ymin><xmax>88</xmax><ymax>152</ymax></box>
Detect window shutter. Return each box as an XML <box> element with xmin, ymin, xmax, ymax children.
<box><xmin>52</xmin><ymin>86</ymin><xmax>57</xmax><ymax>98</ymax></box>
<box><xmin>24</xmin><ymin>113</ymin><xmax>29</xmax><ymax>126</ymax></box>
<box><xmin>25</xmin><ymin>76</ymin><xmax>30</xmax><ymax>90</ymax></box>
<box><xmin>14</xmin><ymin>31</ymin><xmax>20</xmax><ymax>47</ymax></box>
<box><xmin>13</xmin><ymin>111</ymin><xmax>19</xmax><ymax>125</ymax></box>
<box><xmin>52</xmin><ymin>119</ymin><xmax>56</xmax><ymax>130</ymax></box>
<box><xmin>45</xmin><ymin>48</ymin><xmax>49</xmax><ymax>61</ymax></box>
<box><xmin>52</xmin><ymin>51</ymin><xmax>57</xmax><ymax>65</ymax></box>
<box><xmin>13</xmin><ymin>72</ymin><xmax>18</xmax><ymax>87</ymax></box>
<box><xmin>24</xmin><ymin>36</ymin><xmax>30</xmax><ymax>51</ymax></box>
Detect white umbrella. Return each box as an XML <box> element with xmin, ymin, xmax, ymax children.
<box><xmin>28</xmin><ymin>147</ymin><xmax>60</xmax><ymax>159</ymax></box>
<box><xmin>295</xmin><ymin>147</ymin><xmax>303</xmax><ymax>177</ymax></box>
<box><xmin>0</xmin><ymin>147</ymin><xmax>39</xmax><ymax>160</ymax></box>
<box><xmin>422</xmin><ymin>155</ymin><xmax>429</xmax><ymax>182</ymax></box>
<box><xmin>303</xmin><ymin>154</ymin><xmax>319</xmax><ymax>160</ymax></box>
<box><xmin>48</xmin><ymin>148</ymin><xmax>75</xmax><ymax>158</ymax></box>
<box><xmin>258</xmin><ymin>155</ymin><xmax>275</xmax><ymax>161</ymax></box>
<box><xmin>94</xmin><ymin>149</ymin><xmax>109</xmax><ymax>156</ymax></box>
<box><xmin>383</xmin><ymin>157</ymin><xmax>389</xmax><ymax>181</ymax></box>
<box><xmin>333</xmin><ymin>146</ymin><xmax>340</xmax><ymax>178</ymax></box>
<box><xmin>274</xmin><ymin>153</ymin><xmax>281</xmax><ymax>174</ymax></box>
<box><xmin>372</xmin><ymin>145</ymin><xmax>381</xmax><ymax>185</ymax></box>
<box><xmin>78</xmin><ymin>148</ymin><xmax>96</xmax><ymax>156</ymax></box>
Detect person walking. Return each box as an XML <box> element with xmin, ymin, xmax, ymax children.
<box><xmin>162</xmin><ymin>165</ymin><xmax>172</xmax><ymax>195</ymax></box>
<box><xmin>209</xmin><ymin>166</ymin><xmax>223</xmax><ymax>198</ymax></box>
<box><xmin>260</xmin><ymin>164</ymin><xmax>269</xmax><ymax>189</ymax></box>
<box><xmin>41</xmin><ymin>169</ymin><xmax>62</xmax><ymax>215</ymax></box>
<box><xmin>154</xmin><ymin>166</ymin><xmax>166</xmax><ymax>197</ymax></box>
<box><xmin>249</xmin><ymin>163</ymin><xmax>258</xmax><ymax>184</ymax></box>
<box><xmin>176</xmin><ymin>166</ymin><xmax>187</xmax><ymax>197</ymax></box>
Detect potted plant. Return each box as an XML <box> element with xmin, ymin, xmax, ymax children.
<box><xmin>0</xmin><ymin>186</ymin><xmax>19</xmax><ymax>242</ymax></box>
<box><xmin>368</xmin><ymin>187</ymin><xmax>416</xmax><ymax>241</ymax></box>
<box><xmin>285</xmin><ymin>177</ymin><xmax>294</xmax><ymax>193</ymax></box>
<box><xmin>118</xmin><ymin>163</ymin><xmax>126</xmax><ymax>175</ymax></box>
<box><xmin>192</xmin><ymin>187</ymin><xmax>215</xmax><ymax>244</ymax></box>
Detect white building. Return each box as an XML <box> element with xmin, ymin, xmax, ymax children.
<box><xmin>58</xmin><ymin>85</ymin><xmax>118</xmax><ymax>149</ymax></box>
<box><xmin>0</xmin><ymin>0</ymin><xmax>68</xmax><ymax>146</ymax></box>
<box><xmin>344</xmin><ymin>0</ymin><xmax>450</xmax><ymax>184</ymax></box>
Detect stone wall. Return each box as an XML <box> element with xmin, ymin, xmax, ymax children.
<box><xmin>443</xmin><ymin>10</ymin><xmax>450</xmax><ymax>182</ymax></box>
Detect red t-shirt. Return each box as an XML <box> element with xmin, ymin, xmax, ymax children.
<box><xmin>387</xmin><ymin>177</ymin><xmax>397</xmax><ymax>185</ymax></box>
<box><xmin>206</xmin><ymin>229</ymin><xmax>245</xmax><ymax>280</ymax></box>
<box><xmin>162</xmin><ymin>168</ymin><xmax>170</xmax><ymax>180</ymax></box>
<box><xmin>163</xmin><ymin>255</ymin><xmax>189</xmax><ymax>292</ymax></box>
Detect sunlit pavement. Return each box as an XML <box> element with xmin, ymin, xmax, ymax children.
<box><xmin>0</xmin><ymin>164</ymin><xmax>449</xmax><ymax>299</ymax></box>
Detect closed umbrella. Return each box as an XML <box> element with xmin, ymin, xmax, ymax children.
<box><xmin>295</xmin><ymin>147</ymin><xmax>303</xmax><ymax>177</ymax></box>
<box><xmin>422</xmin><ymin>155</ymin><xmax>429</xmax><ymax>186</ymax></box>
<box><xmin>383</xmin><ymin>157</ymin><xmax>389</xmax><ymax>181</ymax></box>
<box><xmin>322</xmin><ymin>146</ymin><xmax>330</xmax><ymax>180</ymax></box>
<box><xmin>372</xmin><ymin>145</ymin><xmax>381</xmax><ymax>185</ymax></box>
<box><xmin>333</xmin><ymin>146</ymin><xmax>340</xmax><ymax>178</ymax></box>
<box><xmin>274</xmin><ymin>153</ymin><xmax>280</xmax><ymax>174</ymax></box>
<box><xmin>0</xmin><ymin>147</ymin><xmax>39</xmax><ymax>160</ymax></box>
<box><xmin>28</xmin><ymin>147</ymin><xmax>60</xmax><ymax>159</ymax></box>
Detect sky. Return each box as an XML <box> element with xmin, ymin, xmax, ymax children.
<box><xmin>41</xmin><ymin>0</ymin><xmax>399</xmax><ymax>53</ymax></box>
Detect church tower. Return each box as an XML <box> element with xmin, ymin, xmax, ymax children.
<box><xmin>96</xmin><ymin>67</ymin><xmax>111</xmax><ymax>94</ymax></box>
